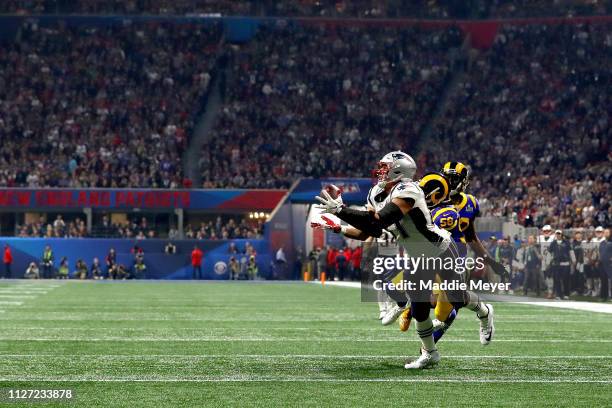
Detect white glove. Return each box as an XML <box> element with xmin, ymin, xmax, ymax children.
<box><xmin>315</xmin><ymin>187</ymin><xmax>344</xmax><ymax>214</ymax></box>
<box><xmin>311</xmin><ymin>215</ymin><xmax>342</xmax><ymax>234</ymax></box>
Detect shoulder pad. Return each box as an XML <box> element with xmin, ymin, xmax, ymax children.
<box><xmin>390</xmin><ymin>181</ymin><xmax>422</xmax><ymax>201</ymax></box>
<box><xmin>467</xmin><ymin>194</ymin><xmax>480</xmax><ymax>212</ymax></box>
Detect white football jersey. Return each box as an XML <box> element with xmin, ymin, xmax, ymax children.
<box><xmin>367</xmin><ymin>180</ymin><xmax>451</xmax><ymax>257</ymax></box>
<box><xmin>367</xmin><ymin>185</ymin><xmax>399</xmax><ymax>256</ymax></box>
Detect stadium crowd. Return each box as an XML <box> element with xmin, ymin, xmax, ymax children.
<box><xmin>200</xmin><ymin>24</ymin><xmax>463</xmax><ymax>188</ymax></box>
<box><xmin>423</xmin><ymin>22</ymin><xmax>611</xmax><ymax>229</ymax></box>
<box><xmin>14</xmin><ymin>214</ymin><xmax>262</xmax><ymax>239</ymax></box>
<box><xmin>2</xmin><ymin>0</ymin><xmax>609</xmax><ymax>18</ymax></box>
<box><xmin>0</xmin><ymin>16</ymin><xmax>608</xmax><ymax>242</ymax></box>
<box><xmin>0</xmin><ymin>20</ymin><xmax>221</xmax><ymax>189</ymax></box>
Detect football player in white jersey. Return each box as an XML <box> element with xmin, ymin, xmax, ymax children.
<box><xmin>313</xmin><ymin>151</ymin><xmax>493</xmax><ymax>369</ymax></box>
<box><xmin>365</xmin><ymin>180</ymin><xmax>409</xmax><ymax>325</ymax></box>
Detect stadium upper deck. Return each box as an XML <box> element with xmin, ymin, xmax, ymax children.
<box><xmin>1</xmin><ymin>0</ymin><xmax>610</xmax><ymax>19</ymax></box>
<box><xmin>0</xmin><ymin>14</ymin><xmax>609</xmax><ymax>229</ymax></box>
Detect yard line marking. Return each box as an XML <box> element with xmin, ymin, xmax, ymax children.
<box><xmin>1</xmin><ymin>327</ymin><xmax>610</xmax><ymax>333</ymax></box>
<box><xmin>0</xmin><ymin>337</ymin><xmax>610</xmax><ymax>343</ymax></box>
<box><xmin>0</xmin><ymin>295</ymin><xmax>37</xmax><ymax>299</ymax></box>
<box><xmin>0</xmin><ymin>316</ymin><xmax>606</xmax><ymax>323</ymax></box>
<box><xmin>0</xmin><ymin>377</ymin><xmax>609</xmax><ymax>384</ymax></box>
<box><xmin>0</xmin><ymin>301</ymin><xmax>23</xmax><ymax>306</ymax></box>
<box><xmin>0</xmin><ymin>354</ymin><xmax>610</xmax><ymax>360</ymax></box>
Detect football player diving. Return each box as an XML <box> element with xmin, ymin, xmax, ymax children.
<box><xmin>311</xmin><ymin>152</ymin><xmax>494</xmax><ymax>369</ymax></box>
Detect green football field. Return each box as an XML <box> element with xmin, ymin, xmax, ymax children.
<box><xmin>0</xmin><ymin>281</ymin><xmax>610</xmax><ymax>407</ymax></box>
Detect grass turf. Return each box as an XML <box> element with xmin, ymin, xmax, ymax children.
<box><xmin>0</xmin><ymin>280</ymin><xmax>610</xmax><ymax>407</ymax></box>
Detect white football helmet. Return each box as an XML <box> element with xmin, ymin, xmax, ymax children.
<box><xmin>373</xmin><ymin>151</ymin><xmax>417</xmax><ymax>189</ymax></box>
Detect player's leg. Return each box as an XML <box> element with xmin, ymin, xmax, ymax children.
<box><xmin>404</xmin><ymin>300</ymin><xmax>439</xmax><ymax>369</ymax></box>
<box><xmin>432</xmin><ymin>291</ymin><xmax>457</xmax><ymax>343</ymax></box>
<box><xmin>380</xmin><ymin>266</ymin><xmax>408</xmax><ymax>325</ymax></box>
<box><xmin>377</xmin><ymin>289</ymin><xmax>390</xmax><ymax>320</ymax></box>
<box><xmin>438</xmin><ymin>242</ymin><xmax>494</xmax><ymax>345</ymax></box>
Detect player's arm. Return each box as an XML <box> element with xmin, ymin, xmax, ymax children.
<box><xmin>310</xmin><ymin>215</ymin><xmax>370</xmax><ymax>240</ymax></box>
<box><xmin>465</xmin><ymin>223</ymin><xmax>506</xmax><ymax>276</ymax></box>
<box><xmin>314</xmin><ymin>189</ymin><xmax>412</xmax><ymax>238</ymax></box>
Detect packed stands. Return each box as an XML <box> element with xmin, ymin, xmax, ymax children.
<box><xmin>423</xmin><ymin>22</ymin><xmax>611</xmax><ymax>228</ymax></box>
<box><xmin>0</xmin><ymin>20</ymin><xmax>221</xmax><ymax>188</ymax></box>
<box><xmin>2</xmin><ymin>0</ymin><xmax>609</xmax><ymax>18</ymax></box>
<box><xmin>200</xmin><ymin>24</ymin><xmax>463</xmax><ymax>188</ymax></box>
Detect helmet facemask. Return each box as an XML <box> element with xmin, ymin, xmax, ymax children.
<box><xmin>373</xmin><ymin>161</ymin><xmax>391</xmax><ymax>189</ymax></box>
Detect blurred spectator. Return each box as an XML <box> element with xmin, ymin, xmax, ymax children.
<box><xmin>335</xmin><ymin>249</ymin><xmax>348</xmax><ymax>281</ymax></box>
<box><xmin>570</xmin><ymin>231</ymin><xmax>585</xmax><ymax>294</ymax></box>
<box><xmin>91</xmin><ymin>257</ymin><xmax>103</xmax><ymax>279</ymax></box>
<box><xmin>549</xmin><ymin>230</ymin><xmax>572</xmax><ymax>299</ymax></box>
<box><xmin>131</xmin><ymin>244</ymin><xmax>144</xmax><ymax>263</ymax></box>
<box><xmin>3</xmin><ymin>244</ymin><xmax>12</xmax><ymax>278</ymax></box>
<box><xmin>229</xmin><ymin>256</ymin><xmax>240</xmax><ymax>280</ymax></box>
<box><xmin>24</xmin><ymin>261</ymin><xmax>40</xmax><ymax>279</ymax></box>
<box><xmin>191</xmin><ymin>245</ymin><xmax>203</xmax><ymax>279</ymax></box>
<box><xmin>74</xmin><ymin>259</ymin><xmax>88</xmax><ymax>279</ymax></box>
<box><xmin>41</xmin><ymin>245</ymin><xmax>54</xmax><ymax>278</ymax></box>
<box><xmin>105</xmin><ymin>248</ymin><xmax>117</xmax><ymax>278</ymax></box>
<box><xmin>351</xmin><ymin>245</ymin><xmax>363</xmax><ymax>280</ymax></box>
<box><xmin>600</xmin><ymin>228</ymin><xmax>611</xmax><ymax>300</ymax></box>
<box><xmin>165</xmin><ymin>242</ymin><xmax>177</xmax><ymax>254</ymax></box>
<box><xmin>247</xmin><ymin>255</ymin><xmax>258</xmax><ymax>280</ymax></box>
<box><xmin>520</xmin><ymin>235</ymin><xmax>543</xmax><ymax>296</ymax></box>
<box><xmin>326</xmin><ymin>246</ymin><xmax>337</xmax><ymax>281</ymax></box>
<box><xmin>132</xmin><ymin>259</ymin><xmax>147</xmax><ymax>279</ymax></box>
<box><xmin>57</xmin><ymin>257</ymin><xmax>69</xmax><ymax>279</ymax></box>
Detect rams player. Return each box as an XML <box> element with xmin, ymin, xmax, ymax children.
<box><xmin>313</xmin><ymin>152</ymin><xmax>494</xmax><ymax>369</ymax></box>
<box><xmin>403</xmin><ymin>163</ymin><xmax>505</xmax><ymax>344</ymax></box>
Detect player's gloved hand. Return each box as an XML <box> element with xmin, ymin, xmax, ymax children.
<box><xmin>484</xmin><ymin>256</ymin><xmax>508</xmax><ymax>278</ymax></box>
<box><xmin>315</xmin><ymin>186</ymin><xmax>344</xmax><ymax>214</ymax></box>
<box><xmin>310</xmin><ymin>215</ymin><xmax>342</xmax><ymax>233</ymax></box>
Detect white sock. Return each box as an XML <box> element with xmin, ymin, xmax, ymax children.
<box><xmin>377</xmin><ymin>291</ymin><xmax>388</xmax><ymax>312</ymax></box>
<box><xmin>465</xmin><ymin>291</ymin><xmax>489</xmax><ymax>319</ymax></box>
<box><xmin>415</xmin><ymin>318</ymin><xmax>436</xmax><ymax>352</ymax></box>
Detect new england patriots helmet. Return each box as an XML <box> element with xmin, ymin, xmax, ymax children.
<box><xmin>373</xmin><ymin>151</ymin><xmax>417</xmax><ymax>189</ymax></box>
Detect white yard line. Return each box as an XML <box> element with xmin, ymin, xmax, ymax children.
<box><xmin>0</xmin><ymin>377</ymin><xmax>608</xmax><ymax>384</ymax></box>
<box><xmin>0</xmin><ymin>337</ymin><xmax>609</xmax><ymax>342</ymax></box>
<box><xmin>0</xmin><ymin>354</ymin><xmax>609</xmax><ymax>359</ymax></box>
<box><xmin>0</xmin><ymin>301</ymin><xmax>23</xmax><ymax>305</ymax></box>
<box><xmin>0</xmin><ymin>295</ymin><xmax>37</xmax><ymax>299</ymax></box>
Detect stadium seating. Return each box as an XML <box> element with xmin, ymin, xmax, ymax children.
<box><xmin>423</xmin><ymin>22</ymin><xmax>611</xmax><ymax>228</ymax></box>
<box><xmin>200</xmin><ymin>24</ymin><xmax>463</xmax><ymax>188</ymax></box>
<box><xmin>0</xmin><ymin>17</ymin><xmax>609</xmax><ymax>230</ymax></box>
<box><xmin>0</xmin><ymin>20</ymin><xmax>221</xmax><ymax>188</ymax></box>
<box><xmin>2</xmin><ymin>0</ymin><xmax>609</xmax><ymax>18</ymax></box>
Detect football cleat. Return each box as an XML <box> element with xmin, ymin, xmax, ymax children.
<box><xmin>378</xmin><ymin>309</ymin><xmax>386</xmax><ymax>320</ymax></box>
<box><xmin>404</xmin><ymin>348</ymin><xmax>440</xmax><ymax>369</ymax></box>
<box><xmin>433</xmin><ymin>309</ymin><xmax>457</xmax><ymax>343</ymax></box>
<box><xmin>479</xmin><ymin>304</ymin><xmax>495</xmax><ymax>345</ymax></box>
<box><xmin>398</xmin><ymin>308</ymin><xmax>412</xmax><ymax>332</ymax></box>
<box><xmin>381</xmin><ymin>304</ymin><xmax>406</xmax><ymax>326</ymax></box>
